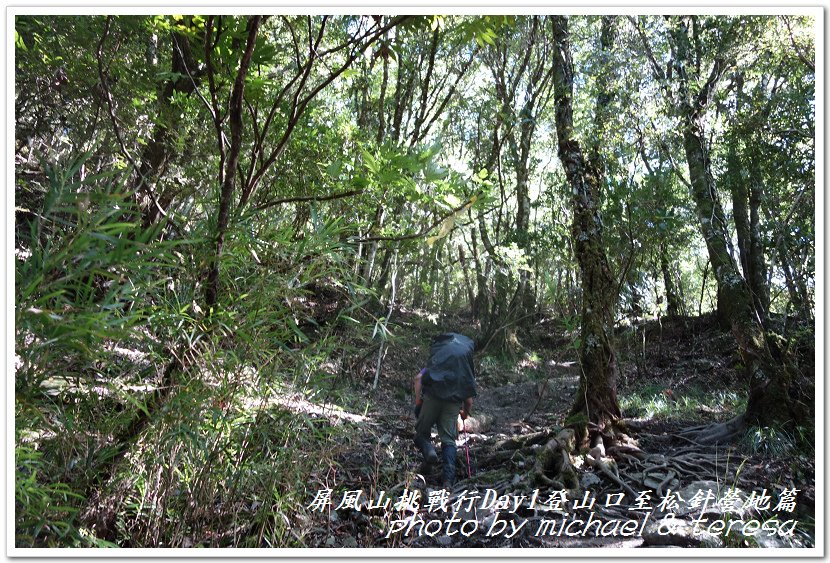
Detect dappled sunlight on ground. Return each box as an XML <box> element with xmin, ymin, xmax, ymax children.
<box><xmin>241</xmin><ymin>392</ymin><xmax>368</xmax><ymax>425</ymax></box>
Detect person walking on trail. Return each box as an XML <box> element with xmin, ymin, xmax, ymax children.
<box><xmin>413</xmin><ymin>332</ymin><xmax>477</xmax><ymax>488</ymax></box>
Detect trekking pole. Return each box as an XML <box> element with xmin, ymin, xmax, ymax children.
<box><xmin>462</xmin><ymin>420</ymin><xmax>472</xmax><ymax>478</ymax></box>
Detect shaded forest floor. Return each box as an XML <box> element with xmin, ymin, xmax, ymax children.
<box><xmin>300</xmin><ymin>310</ymin><xmax>815</xmax><ymax>549</ymax></box>
<box><xmin>17</xmin><ymin>307</ymin><xmax>815</xmax><ymax>549</ymax></box>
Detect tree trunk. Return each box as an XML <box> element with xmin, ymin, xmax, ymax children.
<box><xmin>551</xmin><ymin>16</ymin><xmax>622</xmax><ymax>446</ymax></box>
<box><xmin>373</xmin><ymin>247</ymin><xmax>393</xmax><ymax>298</ymax></box>
<box><xmin>410</xmin><ymin>27</ymin><xmax>440</xmax><ymax>147</ymax></box>
<box><xmin>292</xmin><ymin>203</ymin><xmax>310</xmax><ymax>239</ymax></box>
<box><xmin>205</xmin><ymin>16</ymin><xmax>261</xmax><ymax>309</ymax></box>
<box><xmin>514</xmin><ymin>133</ymin><xmax>535</xmax><ymax>317</ymax></box>
<box><xmin>442</xmin><ymin>259</ymin><xmax>451</xmax><ymax>315</ymax></box>
<box><xmin>459</xmin><ymin>245</ymin><xmax>476</xmax><ymax>311</ymax></box>
<box><xmin>376</xmin><ymin>32</ymin><xmax>390</xmax><ymax>144</ymax></box>
<box><xmin>748</xmin><ymin>181</ymin><xmax>770</xmax><ymax>321</ymax></box>
<box><xmin>137</xmin><ymin>24</ymin><xmax>200</xmax><ymax>228</ymax></box>
<box><xmin>390</xmin><ymin>31</ymin><xmax>412</xmax><ymax>145</ymax></box>
<box><xmin>776</xmin><ymin>236</ymin><xmax>811</xmax><ymax>321</ymax></box>
<box><xmin>428</xmin><ymin>245</ymin><xmax>443</xmax><ymax>309</ymax></box>
<box><xmin>476</xmin><ymin>206</ymin><xmax>523</xmax><ymax>356</ymax></box>
<box><xmin>412</xmin><ymin>245</ymin><xmax>429</xmax><ymax>309</ymax></box>
<box><xmin>469</xmin><ymin>228</ymin><xmax>488</xmax><ymax>320</ymax></box>
<box><xmin>727</xmin><ymin>71</ymin><xmax>769</xmax><ymax>325</ymax></box>
<box><xmin>686</xmin><ymin>117</ymin><xmax>803</xmax><ymax>427</ymax></box>
<box><xmin>668</xmin><ymin>16</ymin><xmax>807</xmax><ymax>429</ymax></box>
<box><xmin>660</xmin><ymin>242</ymin><xmax>682</xmax><ymax>317</ymax></box>
<box><xmin>698</xmin><ymin>258</ymin><xmax>709</xmax><ymax>317</ymax></box>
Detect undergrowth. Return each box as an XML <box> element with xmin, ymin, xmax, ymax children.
<box><xmin>619</xmin><ymin>384</ymin><xmax>746</xmax><ymax>422</ymax></box>
<box><xmin>106</xmin><ymin>362</ymin><xmax>344</xmax><ymax>547</ymax></box>
<box><xmin>738</xmin><ymin>424</ymin><xmax>814</xmax><ymax>458</ymax></box>
<box><xmin>14</xmin><ymin>155</ymin><xmax>373</xmax><ymax>547</ymax></box>
<box><xmin>14</xmin><ymin>154</ymin><xmax>816</xmax><ymax>549</ymax></box>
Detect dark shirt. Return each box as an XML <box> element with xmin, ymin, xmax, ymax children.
<box><xmin>423</xmin><ymin>333</ymin><xmax>477</xmax><ymax>402</ymax></box>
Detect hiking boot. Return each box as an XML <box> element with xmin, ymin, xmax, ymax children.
<box><xmin>441</xmin><ymin>443</ymin><xmax>457</xmax><ymax>487</ymax></box>
<box><xmin>415</xmin><ymin>435</ymin><xmax>438</xmax><ymax>468</ymax></box>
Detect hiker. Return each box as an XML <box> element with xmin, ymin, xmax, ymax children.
<box><xmin>413</xmin><ymin>332</ymin><xmax>477</xmax><ymax>488</ymax></box>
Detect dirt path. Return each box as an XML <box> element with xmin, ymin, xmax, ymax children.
<box><xmin>302</xmin><ymin>315</ymin><xmax>815</xmax><ymax>549</ymax></box>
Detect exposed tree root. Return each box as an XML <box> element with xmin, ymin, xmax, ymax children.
<box><xmin>412</xmin><ymin>410</ymin><xmax>752</xmax><ymax>518</ymax></box>
<box><xmin>493</xmin><ymin>429</ymin><xmax>554</xmax><ymax>451</ymax></box>
<box><xmin>586</xmin><ymin>452</ymin><xmax>639</xmax><ymax>498</ymax></box>
<box><xmin>677</xmin><ymin>414</ymin><xmax>746</xmax><ymax>445</ymax></box>
<box><xmin>532</xmin><ymin>429</ymin><xmax>580</xmax><ymax>494</ymax></box>
<box><xmin>606</xmin><ymin>444</ymin><xmax>646</xmax><ymax>460</ymax></box>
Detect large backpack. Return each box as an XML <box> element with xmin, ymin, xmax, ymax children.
<box><xmin>423</xmin><ymin>333</ymin><xmax>477</xmax><ymax>402</ymax></box>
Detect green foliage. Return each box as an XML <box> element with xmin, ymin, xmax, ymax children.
<box><xmin>14</xmin><ymin>154</ymin><xmax>190</xmax><ymax>546</ymax></box>
<box><xmin>739</xmin><ymin>425</ymin><xmax>813</xmax><ymax>458</ymax></box>
<box><xmin>557</xmin><ymin>314</ymin><xmax>582</xmax><ymax>352</ymax></box>
<box><xmin>455</xmin><ymin>16</ymin><xmax>514</xmax><ymax>47</ymax></box>
<box><xmin>13</xmin><ymin>13</ymin><xmax>815</xmax><ymax>548</ymax></box>
<box><xmin>564</xmin><ymin>411</ymin><xmax>589</xmax><ymax>429</ymax></box>
<box><xmin>103</xmin><ymin>365</ymin><xmax>343</xmax><ymax>546</ymax></box>
<box><xmin>15</xmin><ymin>154</ymin><xmax>181</xmax><ymax>392</ymax></box>
<box><xmin>620</xmin><ymin>385</ymin><xmax>746</xmax><ymax>422</ymax></box>
<box><xmin>477</xmin><ymin>354</ymin><xmax>510</xmax><ymax>377</ymax></box>
<box><xmin>15</xmin><ymin>443</ymin><xmax>83</xmax><ymax>547</ymax></box>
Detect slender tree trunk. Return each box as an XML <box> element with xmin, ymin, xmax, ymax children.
<box><xmin>410</xmin><ymin>27</ymin><xmax>440</xmax><ymax>147</ymax></box>
<box><xmin>376</xmin><ymin>33</ymin><xmax>390</xmax><ymax>144</ymax></box>
<box><xmin>411</xmin><ymin>255</ymin><xmax>422</xmax><ymax>307</ymax></box>
<box><xmin>683</xmin><ymin>115</ymin><xmax>804</xmax><ymax>428</ymax></box>
<box><xmin>390</xmin><ymin>32</ymin><xmax>412</xmax><ymax>145</ymax></box>
<box><xmin>356</xmin><ymin>60</ymin><xmax>369</xmax><ymax>128</ymax></box>
<box><xmin>414</xmin><ymin>244</ymin><xmax>435</xmax><ymax>309</ymax></box>
<box><xmin>748</xmin><ymin>182</ymin><xmax>769</xmax><ymax>320</ymax></box>
<box><xmin>428</xmin><ymin>245</ymin><xmax>443</xmax><ymax>309</ymax></box>
<box><xmin>515</xmin><ymin>135</ymin><xmax>535</xmax><ymax>317</ymax></box>
<box><xmin>776</xmin><ymin>236</ymin><xmax>811</xmax><ymax>321</ymax></box>
<box><xmin>459</xmin><ymin>245</ymin><xmax>475</xmax><ymax>311</ymax></box>
<box><xmin>567</xmin><ymin>267</ymin><xmax>579</xmax><ymax>318</ymax></box>
<box><xmin>137</xmin><ymin>25</ymin><xmax>200</xmax><ymax>228</ymax></box>
<box><xmin>373</xmin><ymin>247</ymin><xmax>392</xmax><ymax>297</ymax></box>
<box><xmin>699</xmin><ymin>259</ymin><xmax>709</xmax><ymax>317</ymax></box>
<box><xmin>205</xmin><ymin>16</ymin><xmax>261</xmax><ymax>309</ymax></box>
<box><xmin>476</xmin><ymin>17</ymin><xmax>554</xmax><ymax>346</ymax></box>
<box><xmin>778</xmin><ymin>242</ymin><xmax>800</xmax><ymax>311</ymax></box>
<box><xmin>291</xmin><ymin>203</ymin><xmax>310</xmax><ymax>239</ymax></box>
<box><xmin>362</xmin><ymin>240</ymin><xmax>379</xmax><ymax>285</ymax></box>
<box><xmin>728</xmin><ymin>146</ymin><xmax>752</xmax><ymax>283</ymax></box>
<box><xmin>442</xmin><ymin>260</ymin><xmax>451</xmax><ymax>315</ymax></box>
<box><xmin>551</xmin><ymin>16</ymin><xmax>622</xmax><ymax>446</ymax></box>
<box><xmin>660</xmin><ymin>242</ymin><xmax>682</xmax><ymax>317</ymax></box>
<box><xmin>469</xmin><ymin>228</ymin><xmax>488</xmax><ymax>320</ymax></box>
<box><xmin>795</xmin><ymin>270</ymin><xmax>811</xmax><ymax>321</ymax></box>
<box><xmin>727</xmin><ymin>71</ymin><xmax>769</xmax><ymax>325</ymax></box>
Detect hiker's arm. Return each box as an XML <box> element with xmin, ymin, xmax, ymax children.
<box><xmin>414</xmin><ymin>369</ymin><xmax>424</xmax><ymax>403</ymax></box>
<box><xmin>461</xmin><ymin>397</ymin><xmax>473</xmax><ymax>419</ymax></box>
<box><xmin>414</xmin><ymin>369</ymin><xmax>425</xmax><ymax>417</ymax></box>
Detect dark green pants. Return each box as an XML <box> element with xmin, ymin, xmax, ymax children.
<box><xmin>415</xmin><ymin>395</ymin><xmax>460</xmax><ymax>446</ymax></box>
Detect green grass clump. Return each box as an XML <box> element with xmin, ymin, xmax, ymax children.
<box><xmin>620</xmin><ymin>384</ymin><xmax>746</xmax><ymax>421</ymax></box>
<box><xmin>738</xmin><ymin>424</ymin><xmax>814</xmax><ymax>458</ymax></box>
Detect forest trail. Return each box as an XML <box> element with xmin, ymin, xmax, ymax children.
<box><xmin>301</xmin><ymin>311</ymin><xmax>815</xmax><ymax>549</ymax></box>
<box><xmin>15</xmin><ymin>13</ymin><xmax>815</xmax><ymax>551</ymax></box>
